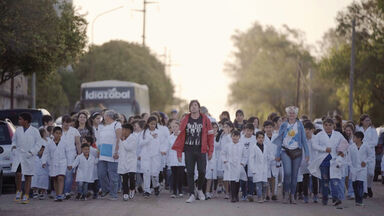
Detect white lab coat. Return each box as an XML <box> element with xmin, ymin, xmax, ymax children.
<box><xmin>349</xmin><ymin>143</ymin><xmax>372</xmax><ymax>181</ymax></box>
<box><xmin>240</xmin><ymin>135</ymin><xmax>256</xmax><ymax>171</ymax></box>
<box><xmin>308</xmin><ymin>130</ymin><xmax>346</xmax><ymax>179</ymax></box>
<box><xmin>42</xmin><ymin>139</ymin><xmax>67</xmax><ymax>177</ymax></box>
<box><xmin>158</xmin><ymin>124</ymin><xmax>170</xmax><ymax>169</ymax></box>
<box><xmin>249</xmin><ymin>143</ymin><xmax>273</xmax><ymax>183</ymax></box>
<box><xmin>167</xmin><ymin>134</ymin><xmax>185</xmax><ymax>167</ymax></box>
<box><xmin>11</xmin><ymin>126</ymin><xmax>42</xmax><ymax>175</ymax></box>
<box><xmin>217</xmin><ymin>133</ymin><xmax>231</xmax><ymax>172</ymax></box>
<box><xmin>72</xmin><ymin>153</ymin><xmax>98</xmax><ymax>183</ymax></box>
<box><xmin>118</xmin><ymin>134</ymin><xmax>138</xmax><ymax>174</ymax></box>
<box><xmin>31</xmin><ymin>139</ymin><xmax>49</xmax><ymax>189</ymax></box>
<box><xmin>206</xmin><ymin>140</ymin><xmax>218</xmax><ymax>179</ymax></box>
<box><xmin>135</xmin><ymin>132</ymin><xmax>143</xmax><ymax>173</ymax></box>
<box><xmin>139</xmin><ymin>129</ymin><xmax>163</xmax><ymax>175</ymax></box>
<box><xmin>263</xmin><ymin>133</ymin><xmax>278</xmax><ymax>178</ymax></box>
<box><xmin>62</xmin><ymin>127</ymin><xmax>80</xmax><ymax>166</ymax></box>
<box><xmin>356</xmin><ymin>126</ymin><xmax>378</xmax><ymax>175</ymax></box>
<box><xmin>90</xmin><ymin>147</ymin><xmax>99</xmax><ymax>181</ymax></box>
<box><xmin>222</xmin><ymin>141</ymin><xmax>246</xmax><ymax>182</ymax></box>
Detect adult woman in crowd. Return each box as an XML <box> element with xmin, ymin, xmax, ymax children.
<box><xmin>274</xmin><ymin>106</ymin><xmax>309</xmax><ymax>204</ymax></box>
<box><xmin>74</xmin><ymin>111</ymin><xmax>94</xmax><ymax>142</ymax></box>
<box><xmin>97</xmin><ymin>110</ymin><xmax>122</xmax><ymax>200</ymax></box>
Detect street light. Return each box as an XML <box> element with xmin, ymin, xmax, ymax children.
<box><xmin>91</xmin><ymin>5</ymin><xmax>124</xmax><ymax>44</ymax></box>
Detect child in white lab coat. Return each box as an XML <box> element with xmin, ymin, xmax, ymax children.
<box><xmin>168</xmin><ymin>120</ymin><xmax>185</xmax><ymax>198</ymax></box>
<box><xmin>205</xmin><ymin>122</ymin><xmax>219</xmax><ymax>199</ymax></box>
<box><xmin>263</xmin><ymin>120</ymin><xmax>278</xmax><ymax>201</ymax></box>
<box><xmin>222</xmin><ymin>130</ymin><xmax>245</xmax><ymax>203</ymax></box>
<box><xmin>118</xmin><ymin>123</ymin><xmax>137</xmax><ymax>201</ymax></box>
<box><xmin>220</xmin><ymin>121</ymin><xmax>235</xmax><ymax>199</ymax></box>
<box><xmin>139</xmin><ymin>116</ymin><xmax>163</xmax><ymax>198</ymax></box>
<box><xmin>350</xmin><ymin>131</ymin><xmax>372</xmax><ymax>206</ymax></box>
<box><xmin>239</xmin><ymin>123</ymin><xmax>256</xmax><ymax>201</ymax></box>
<box><xmin>42</xmin><ymin>127</ymin><xmax>67</xmax><ymax>202</ymax></box>
<box><xmin>82</xmin><ymin>136</ymin><xmax>99</xmax><ymax>199</ymax></box>
<box><xmin>31</xmin><ymin>128</ymin><xmax>50</xmax><ymax>200</ymax></box>
<box><xmin>70</xmin><ymin>143</ymin><xmax>98</xmax><ymax>200</ymax></box>
<box><xmin>249</xmin><ymin>131</ymin><xmax>273</xmax><ymax>203</ymax></box>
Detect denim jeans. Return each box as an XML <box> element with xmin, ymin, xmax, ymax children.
<box><xmin>64</xmin><ymin>168</ymin><xmax>74</xmax><ymax>194</ymax></box>
<box><xmin>98</xmin><ymin>160</ymin><xmax>119</xmax><ymax>198</ymax></box>
<box><xmin>352</xmin><ymin>181</ymin><xmax>364</xmax><ymax>204</ymax></box>
<box><xmin>339</xmin><ymin>177</ymin><xmax>345</xmax><ymax>200</ymax></box>
<box><xmin>347</xmin><ymin>178</ymin><xmax>355</xmax><ymax>197</ymax></box>
<box><xmin>281</xmin><ymin>151</ymin><xmax>302</xmax><ymax>195</ymax></box>
<box><xmin>320</xmin><ymin>166</ymin><xmax>342</xmax><ymax>203</ymax></box>
<box><xmin>77</xmin><ymin>182</ymin><xmax>88</xmax><ymax>196</ymax></box>
<box><xmin>255</xmin><ymin>182</ymin><xmax>267</xmax><ymax>198</ymax></box>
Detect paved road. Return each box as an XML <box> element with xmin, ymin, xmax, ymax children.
<box><xmin>1</xmin><ymin>182</ymin><xmax>383</xmax><ymax>216</ymax></box>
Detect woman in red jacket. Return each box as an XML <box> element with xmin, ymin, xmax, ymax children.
<box><xmin>172</xmin><ymin>100</ymin><xmax>214</xmax><ymax>203</ymax></box>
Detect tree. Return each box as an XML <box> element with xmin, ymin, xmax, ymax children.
<box><xmin>36</xmin><ymin>71</ymin><xmax>69</xmax><ymax>118</ymax></box>
<box><xmin>71</xmin><ymin>40</ymin><xmax>174</xmax><ymax>112</ymax></box>
<box><xmin>318</xmin><ymin>0</ymin><xmax>384</xmax><ymax>125</ymax></box>
<box><xmin>226</xmin><ymin>22</ymin><xmax>315</xmax><ymax>118</ymax></box>
<box><xmin>0</xmin><ymin>0</ymin><xmax>87</xmax><ymax>84</ymax></box>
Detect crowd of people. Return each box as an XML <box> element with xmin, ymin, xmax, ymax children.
<box><xmin>10</xmin><ymin>100</ymin><xmax>384</xmax><ymax>209</ymax></box>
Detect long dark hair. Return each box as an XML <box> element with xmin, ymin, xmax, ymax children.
<box><xmin>143</xmin><ymin>116</ymin><xmax>158</xmax><ymax>139</ymax></box>
<box><xmin>74</xmin><ymin>112</ymin><xmax>94</xmax><ymax>137</ymax></box>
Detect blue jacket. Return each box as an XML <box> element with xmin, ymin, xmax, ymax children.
<box><xmin>273</xmin><ymin>120</ymin><xmax>309</xmax><ymax>158</ymax></box>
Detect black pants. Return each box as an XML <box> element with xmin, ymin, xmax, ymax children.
<box><xmin>185</xmin><ymin>146</ymin><xmax>206</xmax><ymax>195</ymax></box>
<box><xmin>353</xmin><ymin>181</ymin><xmax>364</xmax><ymax>204</ymax></box>
<box><xmin>121</xmin><ymin>172</ymin><xmax>135</xmax><ymax>194</ymax></box>
<box><xmin>230</xmin><ymin>181</ymin><xmax>240</xmax><ymax>201</ymax></box>
<box><xmin>171</xmin><ymin>166</ymin><xmax>184</xmax><ymax>195</ymax></box>
<box><xmin>311</xmin><ymin>176</ymin><xmax>319</xmax><ymax>195</ymax></box>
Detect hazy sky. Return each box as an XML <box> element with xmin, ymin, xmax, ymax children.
<box><xmin>74</xmin><ymin>0</ymin><xmax>352</xmax><ymax>119</ymax></box>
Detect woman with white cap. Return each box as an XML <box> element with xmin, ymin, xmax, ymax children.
<box><xmin>273</xmin><ymin>106</ymin><xmax>309</xmax><ymax>204</ymax></box>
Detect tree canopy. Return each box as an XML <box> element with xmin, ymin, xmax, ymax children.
<box><xmin>0</xmin><ymin>0</ymin><xmax>87</xmax><ymax>84</ymax></box>
<box><xmin>70</xmin><ymin>40</ymin><xmax>174</xmax><ymax>112</ymax></box>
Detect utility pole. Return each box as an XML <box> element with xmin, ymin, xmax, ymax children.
<box><xmin>349</xmin><ymin>18</ymin><xmax>356</xmax><ymax>121</ymax></box>
<box><xmin>308</xmin><ymin>69</ymin><xmax>313</xmax><ymax>120</ymax></box>
<box><xmin>32</xmin><ymin>73</ymin><xmax>36</xmax><ymax>108</ymax></box>
<box><xmin>135</xmin><ymin>0</ymin><xmax>157</xmax><ymax>46</ymax></box>
<box><xmin>296</xmin><ymin>62</ymin><xmax>302</xmax><ymax>108</ymax></box>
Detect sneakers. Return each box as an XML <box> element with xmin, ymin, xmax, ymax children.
<box><xmin>64</xmin><ymin>193</ymin><xmax>71</xmax><ymax>200</ymax></box>
<box><xmin>14</xmin><ymin>191</ymin><xmax>22</xmax><ymax>202</ymax></box>
<box><xmin>205</xmin><ymin>192</ymin><xmax>212</xmax><ymax>200</ymax></box>
<box><xmin>290</xmin><ymin>195</ymin><xmax>297</xmax><ymax>204</ymax></box>
<box><xmin>80</xmin><ymin>195</ymin><xmax>87</xmax><ymax>201</ymax></box>
<box><xmin>271</xmin><ymin>195</ymin><xmax>277</xmax><ymax>201</ymax></box>
<box><xmin>39</xmin><ymin>193</ymin><xmax>47</xmax><ymax>200</ymax></box>
<box><xmin>283</xmin><ymin>195</ymin><xmax>289</xmax><ymax>204</ymax></box>
<box><xmin>355</xmin><ymin>203</ymin><xmax>364</xmax><ymax>207</ymax></box>
<box><xmin>224</xmin><ymin>194</ymin><xmax>229</xmax><ymax>199</ymax></box>
<box><xmin>304</xmin><ymin>196</ymin><xmax>309</xmax><ymax>203</ymax></box>
<box><xmin>143</xmin><ymin>192</ymin><xmax>151</xmax><ymax>198</ymax></box>
<box><xmin>197</xmin><ymin>190</ymin><xmax>205</xmax><ymax>201</ymax></box>
<box><xmin>186</xmin><ymin>194</ymin><xmax>196</xmax><ymax>203</ymax></box>
<box><xmin>265</xmin><ymin>196</ymin><xmax>270</xmax><ymax>201</ymax></box>
<box><xmin>129</xmin><ymin>190</ymin><xmax>135</xmax><ymax>199</ymax></box>
<box><xmin>241</xmin><ymin>195</ymin><xmax>247</xmax><ymax>201</ymax></box>
<box><xmin>313</xmin><ymin>195</ymin><xmax>318</xmax><ymax>203</ymax></box>
<box><xmin>170</xmin><ymin>194</ymin><xmax>177</xmax><ymax>198</ymax></box>
<box><xmin>367</xmin><ymin>188</ymin><xmax>373</xmax><ymax>198</ymax></box>
<box><xmin>123</xmin><ymin>194</ymin><xmax>129</xmax><ymax>201</ymax></box>
<box><xmin>21</xmin><ymin>195</ymin><xmax>30</xmax><ymax>204</ymax></box>
<box><xmin>178</xmin><ymin>193</ymin><xmax>184</xmax><ymax>198</ymax></box>
<box><xmin>333</xmin><ymin>200</ymin><xmax>342</xmax><ymax>207</ymax></box>
<box><xmin>101</xmin><ymin>191</ymin><xmax>109</xmax><ymax>198</ymax></box>
<box><xmin>257</xmin><ymin>197</ymin><xmax>264</xmax><ymax>203</ymax></box>
<box><xmin>32</xmin><ymin>193</ymin><xmax>39</xmax><ymax>199</ymax></box>
<box><xmin>247</xmin><ymin>195</ymin><xmax>254</xmax><ymax>202</ymax></box>
<box><xmin>55</xmin><ymin>194</ymin><xmax>64</xmax><ymax>202</ymax></box>
<box><xmin>76</xmin><ymin>193</ymin><xmax>81</xmax><ymax>200</ymax></box>
<box><xmin>154</xmin><ymin>187</ymin><xmax>160</xmax><ymax>196</ymax></box>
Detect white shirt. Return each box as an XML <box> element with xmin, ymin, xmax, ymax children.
<box><xmin>283</xmin><ymin>122</ymin><xmax>299</xmax><ymax>150</ymax></box>
<box><xmin>62</xmin><ymin>127</ymin><xmax>80</xmax><ymax>166</ymax></box>
<box><xmin>98</xmin><ymin>121</ymin><xmax>122</xmax><ymax>162</ymax></box>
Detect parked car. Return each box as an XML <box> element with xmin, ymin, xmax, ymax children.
<box><xmin>0</xmin><ymin>108</ymin><xmax>50</xmax><ymax>129</ymax></box>
<box><xmin>0</xmin><ymin>119</ymin><xmax>16</xmax><ymax>194</ymax></box>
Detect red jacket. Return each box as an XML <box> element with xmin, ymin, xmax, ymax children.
<box><xmin>172</xmin><ymin>113</ymin><xmax>214</xmax><ymax>158</ymax></box>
